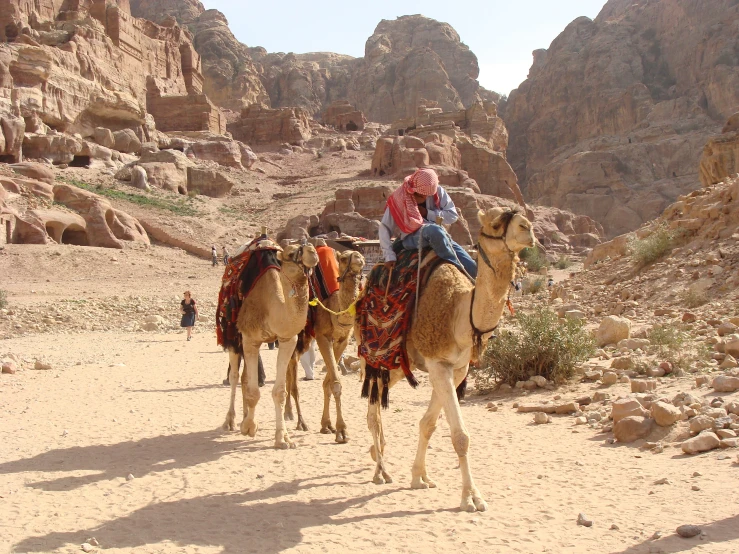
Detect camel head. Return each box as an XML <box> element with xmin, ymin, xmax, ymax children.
<box><xmin>336</xmin><ymin>250</ymin><xmax>366</xmax><ymax>282</ymax></box>
<box><xmin>278</xmin><ymin>243</ymin><xmax>319</xmax><ymax>275</ymax></box>
<box><xmin>477</xmin><ymin>207</ymin><xmax>535</xmax><ymax>255</ymax></box>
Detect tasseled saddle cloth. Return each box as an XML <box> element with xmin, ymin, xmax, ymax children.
<box><xmin>356</xmin><ymin>247</ymin><xmax>447</xmax><ymax>408</ymax></box>
<box><xmin>216</xmin><ymin>237</ymin><xmax>281</xmax><ymax>352</ymax></box>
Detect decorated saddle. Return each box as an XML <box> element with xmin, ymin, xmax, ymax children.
<box><xmin>356</xmin><ymin>247</ymin><xmax>447</xmax><ymax>408</ymax></box>
<box><xmin>216</xmin><ymin>236</ymin><xmax>281</xmax><ymax>352</ymax></box>
<box><xmin>304</xmin><ymin>245</ymin><xmax>341</xmax><ymax>338</ymax></box>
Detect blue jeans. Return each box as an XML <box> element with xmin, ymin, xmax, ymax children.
<box><xmin>402</xmin><ymin>224</ymin><xmax>477</xmax><ymax>278</ymax></box>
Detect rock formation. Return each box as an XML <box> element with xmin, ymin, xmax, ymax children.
<box><xmin>1</xmin><ymin>0</ymin><xmax>226</xmax><ymax>166</ymax></box>
<box><xmin>1</xmin><ymin>169</ymin><xmax>149</xmax><ymax>249</ymax></box>
<box><xmin>700</xmin><ymin>112</ymin><xmax>739</xmax><ymax>187</ymax></box>
<box><xmin>323</xmin><ymin>101</ymin><xmax>366</xmax><ymax>132</ymax></box>
<box><xmin>227</xmin><ymin>105</ymin><xmax>312</xmax><ymax>146</ymax></box>
<box><xmin>503</xmin><ymin>0</ymin><xmax>739</xmax><ymax>238</ymax></box>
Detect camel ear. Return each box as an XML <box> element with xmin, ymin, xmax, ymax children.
<box><xmin>335</xmin><ymin>250</ymin><xmax>342</xmax><ymax>265</ymax></box>
<box><xmin>276</xmin><ymin>250</ymin><xmax>284</xmax><ymax>262</ymax></box>
<box><xmin>478</xmin><ymin>207</ymin><xmax>505</xmax><ymax>231</ymax></box>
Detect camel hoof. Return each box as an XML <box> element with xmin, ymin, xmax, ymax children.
<box><xmin>381</xmin><ymin>471</ymin><xmax>393</xmax><ymax>484</ymax></box>
<box><xmin>284</xmin><ymin>411</ymin><xmax>294</xmax><ymax>421</ymax></box>
<box><xmin>411</xmin><ymin>477</ymin><xmax>429</xmax><ymax>490</ymax></box>
<box><xmin>373</xmin><ymin>474</ymin><xmax>386</xmax><ymax>485</ymax></box>
<box><xmin>296</xmin><ymin>419</ymin><xmax>308</xmax><ymax>432</ymax></box>
<box><xmin>461</xmin><ymin>494</ymin><xmax>488</xmax><ymax>513</ymax></box>
<box><xmin>320</xmin><ymin>425</ymin><xmax>335</xmax><ymax>435</ymax></box>
<box><xmin>241</xmin><ymin>420</ymin><xmax>258</xmax><ymax>437</ymax></box>
<box><xmin>335</xmin><ymin>430</ymin><xmax>349</xmax><ymax>444</ymax></box>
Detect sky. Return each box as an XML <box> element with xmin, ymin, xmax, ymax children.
<box><xmin>202</xmin><ymin>0</ymin><xmax>607</xmax><ymax>96</ymax></box>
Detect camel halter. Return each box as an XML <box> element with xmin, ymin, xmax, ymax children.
<box><xmin>469</xmin><ymin>212</ymin><xmax>517</xmax><ymax>362</ymax></box>
<box><xmin>283</xmin><ymin>246</ymin><xmax>312</xmax><ymax>297</ymax></box>
<box><xmin>308</xmin><ymin>251</ymin><xmax>362</xmax><ymax>322</ymax></box>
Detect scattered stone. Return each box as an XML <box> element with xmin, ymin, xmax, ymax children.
<box><xmin>631</xmin><ymin>380</ymin><xmax>657</xmax><ymax>393</ymax></box>
<box><xmin>575</xmin><ymin>416</ymin><xmax>588</xmax><ymax>425</ymax></box>
<box><xmin>654</xmin><ymin>478</ymin><xmax>671</xmax><ymax>485</ymax></box>
<box><xmin>695</xmin><ymin>375</ymin><xmax>710</xmax><ymax>387</ymax></box>
<box><xmin>720</xmin><ymin>438</ymin><xmax>739</xmax><ymax>448</ymax></box>
<box><xmin>530</xmin><ymin>375</ymin><xmax>548</xmax><ymax>388</ymax></box>
<box><xmin>498</xmin><ymin>383</ymin><xmax>512</xmax><ymax>393</ymax></box>
<box><xmin>2</xmin><ymin>362</ymin><xmax>17</xmax><ymax>374</ymax></box>
<box><xmin>692</xmin><ymin>485</ymin><xmax>701</xmax><ymax>491</ymax></box>
<box><xmin>81</xmin><ymin>543</ymin><xmax>95</xmax><ymax>553</ymax></box>
<box><xmin>682</xmin><ymin>312</ymin><xmax>698</xmax><ymax>323</ymax></box>
<box><xmin>689</xmin><ymin>416</ymin><xmax>714</xmax><ymax>434</ymax></box>
<box><xmin>34</xmin><ymin>359</ymin><xmax>52</xmax><ymax>370</ymax></box>
<box><xmin>602</xmin><ymin>372</ymin><xmax>619</xmax><ymax>386</ymax></box>
<box><xmin>87</xmin><ymin>538</ymin><xmax>100</xmax><ymax>547</ymax></box>
<box><xmin>719</xmin><ymin>355</ymin><xmax>738</xmax><ymax>369</ymax></box>
<box><xmin>577</xmin><ymin>513</ymin><xmax>593</xmax><ymax>527</ymax></box>
<box><xmin>612</xmin><ymin>398</ymin><xmax>649</xmax><ymax>423</ymax></box>
<box><xmin>682</xmin><ymin>432</ymin><xmax>721</xmax><ymax>454</ymax></box>
<box><xmin>676</xmin><ymin>525</ymin><xmax>702</xmax><ymax>538</ymax></box>
<box><xmin>126</xmin><ymin>474</ymin><xmax>135</xmax><ymax>481</ymax></box>
<box><xmin>517</xmin><ymin>403</ymin><xmax>556</xmax><ymax>414</ymax></box>
<box><xmin>711</xmin><ymin>375</ymin><xmax>739</xmax><ymax>392</ymax></box>
<box><xmin>592</xmin><ymin>391</ymin><xmax>610</xmax><ymax>403</ymax></box>
<box><xmin>610</xmin><ymin>524</ymin><xmax>620</xmax><ymax>531</ymax></box>
<box><xmin>651</xmin><ymin>531</ymin><xmax>663</xmax><ymax>540</ymax></box>
<box><xmin>534</xmin><ymin>412</ymin><xmax>552</xmax><ymax>424</ymax></box>
<box><xmin>555</xmin><ymin>401</ymin><xmax>579</xmax><ymax>414</ymax></box>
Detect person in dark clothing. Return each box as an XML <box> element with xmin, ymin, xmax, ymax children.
<box><xmin>180</xmin><ymin>291</ymin><xmax>198</xmax><ymax>341</ymax></box>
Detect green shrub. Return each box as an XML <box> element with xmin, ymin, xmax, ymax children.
<box><xmin>526</xmin><ymin>277</ymin><xmax>546</xmax><ymax>295</ymax></box>
<box><xmin>554</xmin><ymin>255</ymin><xmax>571</xmax><ymax>270</ymax></box>
<box><xmin>0</xmin><ymin>289</ymin><xmax>7</xmax><ymax>309</ymax></box>
<box><xmin>519</xmin><ymin>246</ymin><xmax>548</xmax><ymax>272</ymax></box>
<box><xmin>647</xmin><ymin>323</ymin><xmax>704</xmax><ymax>370</ymax></box>
<box><xmin>472</xmin><ymin>308</ymin><xmax>595</xmax><ymax>390</ymax></box>
<box><xmin>628</xmin><ymin>224</ymin><xmax>676</xmax><ymax>266</ymax></box>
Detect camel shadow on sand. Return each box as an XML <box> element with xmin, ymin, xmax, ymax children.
<box><xmin>0</xmin><ymin>429</ymin><xmax>275</xmax><ymax>492</ymax></box>
<box><xmin>12</xmin><ymin>476</ymin><xmax>442</xmax><ymax>553</ymax></box>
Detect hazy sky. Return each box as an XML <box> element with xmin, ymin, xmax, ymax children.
<box><xmin>202</xmin><ymin>0</ymin><xmax>606</xmax><ymax>96</ymax></box>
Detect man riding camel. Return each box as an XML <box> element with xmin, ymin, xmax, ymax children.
<box><xmin>379</xmin><ymin>168</ymin><xmax>477</xmax><ymax>277</ymax></box>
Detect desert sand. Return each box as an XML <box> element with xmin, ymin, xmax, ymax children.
<box><xmin>2</xmin><ymin>245</ymin><xmax>739</xmax><ymax>554</ymax></box>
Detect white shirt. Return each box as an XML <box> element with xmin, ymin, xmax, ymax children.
<box><xmin>378</xmin><ymin>186</ymin><xmax>459</xmax><ymax>262</ymax></box>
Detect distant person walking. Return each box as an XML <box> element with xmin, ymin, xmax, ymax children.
<box><xmin>223</xmin><ymin>246</ymin><xmax>230</xmax><ymax>266</ymax></box>
<box><xmin>180</xmin><ymin>290</ymin><xmax>199</xmax><ymax>341</ymax></box>
<box><xmin>211</xmin><ymin>245</ymin><xmax>218</xmax><ymax>267</ymax></box>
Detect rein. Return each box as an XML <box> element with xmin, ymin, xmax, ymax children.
<box><xmin>469</xmin><ymin>214</ymin><xmax>517</xmax><ymax>362</ymax></box>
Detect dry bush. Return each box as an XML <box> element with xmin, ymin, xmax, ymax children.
<box><xmin>628</xmin><ymin>224</ymin><xmax>676</xmax><ymax>266</ymax></box>
<box><xmin>520</xmin><ymin>246</ymin><xmax>548</xmax><ymax>272</ymax></box>
<box><xmin>555</xmin><ymin>255</ymin><xmax>572</xmax><ymax>270</ymax></box>
<box><xmin>681</xmin><ymin>288</ymin><xmax>708</xmax><ymax>309</ymax></box>
<box><xmin>472</xmin><ymin>308</ymin><xmax>595</xmax><ymax>390</ymax></box>
<box><xmin>0</xmin><ymin>289</ymin><xmax>7</xmax><ymax>309</ymax></box>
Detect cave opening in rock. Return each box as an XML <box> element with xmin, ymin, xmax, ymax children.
<box><xmin>345</xmin><ymin>121</ymin><xmax>358</xmax><ymax>132</ymax></box>
<box><xmin>0</xmin><ymin>155</ymin><xmax>18</xmax><ymax>163</ymax></box>
<box><xmin>69</xmin><ymin>156</ymin><xmax>91</xmax><ymax>168</ymax></box>
<box><xmin>61</xmin><ymin>226</ymin><xmax>90</xmax><ymax>246</ymax></box>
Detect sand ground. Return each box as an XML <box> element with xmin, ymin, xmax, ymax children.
<box><xmin>2</xmin><ymin>246</ymin><xmax>739</xmax><ymax>554</ymax></box>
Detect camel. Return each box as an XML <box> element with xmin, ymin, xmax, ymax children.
<box><xmin>222</xmin><ymin>242</ymin><xmax>319</xmax><ymax>449</ymax></box>
<box><xmin>285</xmin><ymin>249</ymin><xmax>365</xmax><ymax>442</ymax></box>
<box><xmin>360</xmin><ymin>207</ymin><xmax>535</xmax><ymax>512</ymax></box>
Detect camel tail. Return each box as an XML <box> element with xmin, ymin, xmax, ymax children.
<box><xmin>456</xmin><ymin>377</ymin><xmax>467</xmax><ymax>402</ymax></box>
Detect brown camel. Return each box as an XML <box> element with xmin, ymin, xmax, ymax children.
<box><xmin>222</xmin><ymin>243</ymin><xmax>319</xmax><ymax>449</ymax></box>
<box><xmin>360</xmin><ymin>207</ymin><xmax>535</xmax><ymax>512</ymax></box>
<box><xmin>285</xmin><ymin>250</ymin><xmax>365</xmax><ymax>442</ymax></box>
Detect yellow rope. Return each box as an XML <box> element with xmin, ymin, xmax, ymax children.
<box><xmin>308</xmin><ymin>297</ymin><xmax>357</xmax><ymax>318</ymax></box>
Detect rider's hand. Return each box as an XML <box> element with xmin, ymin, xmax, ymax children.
<box><xmin>418</xmin><ymin>205</ymin><xmax>428</xmax><ymax>219</ymax></box>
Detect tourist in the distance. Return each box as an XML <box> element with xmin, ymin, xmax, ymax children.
<box><xmin>223</xmin><ymin>246</ymin><xmax>230</xmax><ymax>266</ymax></box>
<box><xmin>180</xmin><ymin>290</ymin><xmax>199</xmax><ymax>341</ymax></box>
<box><xmin>211</xmin><ymin>244</ymin><xmax>218</xmax><ymax>267</ymax></box>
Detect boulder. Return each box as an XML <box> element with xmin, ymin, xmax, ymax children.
<box><xmin>92</xmin><ymin>128</ymin><xmax>116</xmax><ymax>149</ymax></box>
<box><xmin>651</xmin><ymin>401</ymin><xmax>682</xmax><ymax>427</ymax></box>
<box><xmin>320</xmin><ymin>212</ymin><xmax>379</xmax><ymax>239</ymax></box>
<box><xmin>113</xmin><ymin>130</ymin><xmax>142</xmax><ymax>155</ymax></box>
<box><xmin>689</xmin><ymin>415</ymin><xmax>714</xmax><ymax>435</ymax></box>
<box><xmin>138</xmin><ymin>163</ymin><xmax>188</xmax><ymax>194</ymax></box>
<box><xmin>131</xmin><ymin>165</ymin><xmax>148</xmax><ymax>190</ymax></box>
<box><xmin>682</xmin><ymin>432</ymin><xmax>720</xmax><ymax>455</ymax></box>
<box><xmin>611</xmin><ymin>398</ymin><xmax>649</xmax><ymax>424</ymax></box>
<box><xmin>9</xmin><ymin>162</ymin><xmax>55</xmax><ymax>184</ymax></box>
<box><xmin>188</xmin><ymin>140</ymin><xmax>243</xmax><ymax>168</ymax></box>
<box><xmin>712</xmin><ymin>375</ymin><xmax>739</xmax><ymax>393</ymax></box>
<box><xmin>596</xmin><ymin>316</ymin><xmax>632</xmax><ymax>347</ymax></box>
<box><xmin>187</xmin><ymin>168</ymin><xmax>235</xmax><ymax>198</ymax></box>
<box><xmin>614</xmin><ymin>416</ymin><xmax>653</xmax><ymax>443</ymax></box>
<box><xmin>1</xmin><ymin>115</ymin><xmax>26</xmax><ymax>162</ymax></box>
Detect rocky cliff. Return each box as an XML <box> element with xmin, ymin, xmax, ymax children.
<box><xmin>503</xmin><ymin>0</ymin><xmax>739</xmax><ymax>237</ymax></box>
<box><xmin>127</xmin><ymin>6</ymin><xmax>493</xmax><ymax>123</ymax></box>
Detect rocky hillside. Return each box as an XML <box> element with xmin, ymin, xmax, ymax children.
<box><xmin>503</xmin><ymin>0</ymin><xmax>739</xmax><ymax>238</ymax></box>
<box><xmin>128</xmin><ymin>2</ymin><xmax>494</xmax><ymax>122</ymax></box>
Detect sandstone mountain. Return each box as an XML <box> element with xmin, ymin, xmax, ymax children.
<box><xmin>502</xmin><ymin>0</ymin><xmax>739</xmax><ymax>238</ymax></box>
<box><xmin>127</xmin><ymin>4</ymin><xmax>494</xmax><ymax>123</ymax></box>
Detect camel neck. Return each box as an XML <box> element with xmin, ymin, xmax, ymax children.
<box><xmin>280</xmin><ymin>266</ymin><xmax>309</xmax><ymax>305</ymax></box>
<box><xmin>338</xmin><ymin>273</ymin><xmax>361</xmax><ymax>308</ymax></box>
<box><xmin>471</xmin><ymin>243</ymin><xmax>515</xmax><ymax>333</ymax></box>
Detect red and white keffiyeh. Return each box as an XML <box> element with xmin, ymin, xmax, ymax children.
<box><xmin>386</xmin><ymin>168</ymin><xmax>440</xmax><ymax>234</ymax></box>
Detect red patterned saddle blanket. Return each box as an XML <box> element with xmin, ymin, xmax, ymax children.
<box><xmin>356</xmin><ymin>248</ymin><xmax>447</xmax><ymax>407</ymax></box>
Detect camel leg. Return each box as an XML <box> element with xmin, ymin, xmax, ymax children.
<box><xmin>410</xmin><ymin>389</ymin><xmax>442</xmax><ymax>489</ymax></box>
<box><xmin>316</xmin><ymin>335</ymin><xmax>347</xmax><ymax>443</ymax></box>
<box><xmin>331</xmin><ymin>336</ymin><xmax>350</xmax><ymax>442</ymax></box>
<box><xmin>285</xmin><ymin>352</ymin><xmax>308</xmax><ymax>431</ymax></box>
<box><xmin>284</xmin><ymin>353</ymin><xmax>296</xmax><ymax>421</ymax></box>
<box><xmin>428</xmin><ymin>362</ymin><xmax>487</xmax><ymax>513</ymax></box>
<box><xmin>222</xmin><ymin>351</ymin><xmax>241</xmax><ymax>431</ymax></box>
<box><xmin>273</xmin><ymin>335</ymin><xmax>298</xmax><ymax>449</ymax></box>
<box><xmin>240</xmin><ymin>340</ymin><xmax>261</xmax><ymax>438</ymax></box>
<box><xmin>367</xmin><ymin>400</ymin><xmax>392</xmax><ymax>484</ymax></box>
